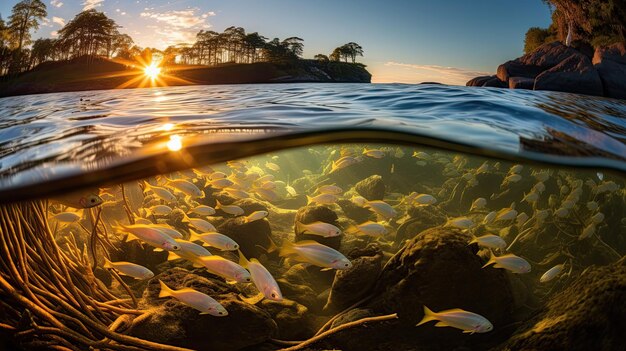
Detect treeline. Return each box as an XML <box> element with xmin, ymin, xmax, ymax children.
<box><xmin>0</xmin><ymin>0</ymin><xmax>364</xmax><ymax>76</ymax></box>
<box><xmin>524</xmin><ymin>0</ymin><xmax>626</xmax><ymax>53</ymax></box>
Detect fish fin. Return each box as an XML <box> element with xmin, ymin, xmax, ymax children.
<box><xmin>463</xmin><ymin>330</ymin><xmax>475</xmax><ymax>334</ymax></box>
<box><xmin>320</xmin><ymin>267</ymin><xmax>333</xmax><ymax>272</ymax></box>
<box><xmin>188</xmin><ymin>229</ymin><xmax>201</xmax><ymax>242</ymax></box>
<box><xmin>215</xmin><ymin>199</ymin><xmax>222</xmax><ymax>210</ymax></box>
<box><xmin>434</xmin><ymin>321</ymin><xmax>449</xmax><ymax>327</ymax></box>
<box><xmin>192</xmin><ymin>263</ymin><xmax>203</xmax><ymax>268</ymax></box>
<box><xmin>345</xmin><ymin>225</ymin><xmax>360</xmax><ymax>235</ymax></box>
<box><xmin>306</xmin><ymin>195</ymin><xmax>313</xmax><ymax>205</ymax></box>
<box><xmin>279</xmin><ymin>240</ymin><xmax>297</xmax><ymax>258</ymax></box>
<box><xmin>103</xmin><ymin>257</ymin><xmax>113</xmax><ymax>269</ymax></box>
<box><xmin>257</xmin><ymin>236</ymin><xmax>279</xmax><ymax>254</ymax></box>
<box><xmin>226</xmin><ymin>280</ymin><xmax>238</xmax><ymax>285</ymax></box>
<box><xmin>239</xmin><ymin>292</ymin><xmax>264</xmax><ymax>305</ymax></box>
<box><xmin>238</xmin><ymin>250</ymin><xmax>250</xmax><ymax>268</ymax></box>
<box><xmin>158</xmin><ymin>280</ymin><xmax>174</xmax><ymax>298</ymax></box>
<box><xmin>167</xmin><ymin>252</ymin><xmax>180</xmax><ymax>261</ymax></box>
<box><xmin>181</xmin><ymin>212</ymin><xmax>190</xmax><ymax>223</ymax></box>
<box><xmin>153</xmin><ymin>248</ymin><xmax>164</xmax><ymax>252</ymax></box>
<box><xmin>416</xmin><ymin>305</ymin><xmax>437</xmax><ymax>326</ymax></box>
<box><xmin>482</xmin><ymin>250</ymin><xmax>496</xmax><ymax>268</ymax></box>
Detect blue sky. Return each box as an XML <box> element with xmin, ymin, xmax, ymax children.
<box><xmin>1</xmin><ymin>0</ymin><xmax>552</xmax><ymax>84</ymax></box>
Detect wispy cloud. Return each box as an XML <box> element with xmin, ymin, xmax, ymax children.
<box><xmin>51</xmin><ymin>31</ymin><xmax>59</xmax><ymax>37</ymax></box>
<box><xmin>50</xmin><ymin>0</ymin><xmax>63</xmax><ymax>8</ymax></box>
<box><xmin>40</xmin><ymin>17</ymin><xmax>52</xmax><ymax>27</ymax></box>
<box><xmin>139</xmin><ymin>8</ymin><xmax>215</xmax><ymax>47</ymax></box>
<box><xmin>82</xmin><ymin>0</ymin><xmax>104</xmax><ymax>11</ymax></box>
<box><xmin>52</xmin><ymin>16</ymin><xmax>65</xmax><ymax>27</ymax></box>
<box><xmin>381</xmin><ymin>61</ymin><xmax>491</xmax><ymax>85</ymax></box>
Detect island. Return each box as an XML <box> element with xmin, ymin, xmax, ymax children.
<box><xmin>0</xmin><ymin>5</ymin><xmax>370</xmax><ymax>97</ymax></box>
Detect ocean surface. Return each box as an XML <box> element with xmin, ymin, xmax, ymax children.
<box><xmin>0</xmin><ymin>83</ymin><xmax>625</xmax><ymax>200</ymax></box>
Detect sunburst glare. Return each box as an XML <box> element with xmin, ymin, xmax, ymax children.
<box><xmin>144</xmin><ymin>63</ymin><xmax>161</xmax><ymax>80</ymax></box>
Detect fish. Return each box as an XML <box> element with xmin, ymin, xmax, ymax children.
<box><xmin>296</xmin><ymin>221</ymin><xmax>342</xmax><ymax>238</ymax></box>
<box><xmin>579</xmin><ymin>223</ymin><xmax>596</xmax><ymax>240</ymax></box>
<box><xmin>254</xmin><ymin>188</ymin><xmax>281</xmax><ymax>202</ymax></box>
<box><xmin>209</xmin><ymin>171</ymin><xmax>227</xmax><ymax>180</ymax></box>
<box><xmin>265</xmin><ymin>162</ymin><xmax>281</xmax><ymax>172</ymax></box>
<box><xmin>362</xmin><ymin>148</ymin><xmax>385</xmax><ymax>159</ymax></box>
<box><xmin>509</xmin><ymin>165</ymin><xmax>523</xmax><ymax>174</ymax></box>
<box><xmin>364</xmin><ymin>200</ymin><xmax>397</xmax><ymax>220</ymax></box>
<box><xmin>117</xmin><ymin>224</ymin><xmax>181</xmax><ymax>251</ymax></box>
<box><xmin>591</xmin><ymin>212</ymin><xmax>604</xmax><ymax>224</ymax></box>
<box><xmin>143</xmin><ymin>182</ymin><xmax>177</xmax><ymax>202</ymax></box>
<box><xmin>148</xmin><ymin>205</ymin><xmax>173</xmax><ymax>216</ymax></box>
<box><xmin>243</xmin><ymin>210</ymin><xmax>269</xmax><ymax>223</ymax></box>
<box><xmin>210</xmin><ymin>178</ymin><xmax>235</xmax><ymax>189</ymax></box>
<box><xmin>554</xmin><ymin>207</ymin><xmax>569</xmax><ymax>218</ymax></box>
<box><xmin>103</xmin><ymin>258</ymin><xmax>154</xmax><ymax>279</ymax></box>
<box><xmin>516</xmin><ymin>212</ymin><xmax>529</xmax><ymax>227</ymax></box>
<box><xmin>351</xmin><ymin>196</ymin><xmax>368</xmax><ymax>207</ymax></box>
<box><xmin>279</xmin><ymin>240</ymin><xmax>352</xmax><ymax>270</ymax></box>
<box><xmin>482</xmin><ymin>252</ymin><xmax>531</xmax><ymax>273</ymax></box>
<box><xmin>133</xmin><ymin>216</ymin><xmax>153</xmax><ymax>225</ymax></box>
<box><xmin>495</xmin><ymin>207</ymin><xmax>518</xmax><ymax>221</ymax></box>
<box><xmin>483</xmin><ymin>211</ymin><xmax>497</xmax><ymax>224</ymax></box>
<box><xmin>197</xmin><ymin>256</ymin><xmax>251</xmax><ymax>283</ymax></box>
<box><xmin>476</xmin><ymin>162</ymin><xmax>490</xmax><ymax>174</ymax></box>
<box><xmin>317</xmin><ymin>185</ymin><xmax>343</xmax><ymax>195</ymax></box>
<box><xmin>412</xmin><ymin>151</ymin><xmax>431</xmax><ymax>160</ymax></box>
<box><xmin>51</xmin><ymin>211</ymin><xmax>82</xmax><ymax>223</ymax></box>
<box><xmin>469</xmin><ymin>234</ymin><xmax>506</xmax><ymax>249</ymax></box>
<box><xmin>345</xmin><ymin>221</ymin><xmax>387</xmax><ymax>237</ymax></box>
<box><xmin>330</xmin><ymin>156</ymin><xmax>361</xmax><ymax>173</ymax></box>
<box><xmin>522</xmin><ymin>192</ymin><xmax>539</xmax><ymax>203</ymax></box>
<box><xmin>167</xmin><ymin>239</ymin><xmax>213</xmax><ymax>263</ymax></box>
<box><xmin>182</xmin><ymin>214</ymin><xmax>217</xmax><ymax>232</ymax></box>
<box><xmin>307</xmin><ymin>193</ymin><xmax>339</xmax><ymax>205</ymax></box>
<box><xmin>540</xmin><ymin>264</ymin><xmax>565</xmax><ymax>283</ymax></box>
<box><xmin>285</xmin><ymin>185</ymin><xmax>297</xmax><ymax>197</ymax></box>
<box><xmin>394</xmin><ymin>148</ymin><xmax>405</xmax><ymax>158</ymax></box>
<box><xmin>167</xmin><ymin>178</ymin><xmax>204</xmax><ymax>198</ymax></box>
<box><xmin>239</xmin><ymin>252</ymin><xmax>282</xmax><ymax>301</ymax></box>
<box><xmin>52</xmin><ymin>190</ymin><xmax>103</xmax><ymax>209</ymax></box>
<box><xmin>445</xmin><ymin>217</ymin><xmax>474</xmax><ymax>229</ymax></box>
<box><xmin>158</xmin><ymin>280</ymin><xmax>228</xmax><ymax>316</ymax></box>
<box><xmin>416</xmin><ymin>306</ymin><xmax>493</xmax><ymax>334</ymax></box>
<box><xmin>470</xmin><ymin>198</ymin><xmax>487</xmax><ymax>211</ymax></box>
<box><xmin>502</xmin><ymin>174</ymin><xmax>522</xmax><ymax>186</ymax></box>
<box><xmin>586</xmin><ymin>201</ymin><xmax>599</xmax><ymax>212</ymax></box>
<box><xmin>535</xmin><ymin>209</ymin><xmax>550</xmax><ymax>221</ymax></box>
<box><xmin>533</xmin><ymin>182</ymin><xmax>546</xmax><ymax>193</ymax></box>
<box><xmin>153</xmin><ymin>225</ymin><xmax>183</xmax><ymax>239</ymax></box>
<box><xmin>414</xmin><ymin>194</ymin><xmax>437</xmax><ymax>205</ymax></box>
<box><xmin>189</xmin><ymin>205</ymin><xmax>216</xmax><ymax>216</ymax></box>
<box><xmin>189</xmin><ymin>230</ymin><xmax>240</xmax><ymax>251</ymax></box>
<box><xmin>215</xmin><ymin>200</ymin><xmax>244</xmax><ymax>216</ymax></box>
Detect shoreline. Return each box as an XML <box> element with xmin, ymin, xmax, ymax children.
<box><xmin>0</xmin><ymin>58</ymin><xmax>372</xmax><ymax>98</ymax></box>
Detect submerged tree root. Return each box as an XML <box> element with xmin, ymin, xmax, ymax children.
<box><xmin>0</xmin><ymin>201</ymin><xmax>192</xmax><ymax>351</ymax></box>
<box><xmin>271</xmin><ymin>313</ymin><xmax>398</xmax><ymax>351</ymax></box>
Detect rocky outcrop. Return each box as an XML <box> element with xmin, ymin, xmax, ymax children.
<box><xmin>468</xmin><ymin>41</ymin><xmax>626</xmax><ymax>99</ymax></box>
<box><xmin>354</xmin><ymin>174</ymin><xmax>386</xmax><ymax>200</ymax></box>
<box><xmin>534</xmin><ymin>53</ymin><xmax>603</xmax><ymax>96</ymax></box>
<box><xmin>593</xmin><ymin>43</ymin><xmax>626</xmax><ymax>99</ymax></box>
<box><xmin>130</xmin><ymin>267</ymin><xmax>278</xmax><ymax>351</ymax></box>
<box><xmin>496</xmin><ymin>259</ymin><xmax>626</xmax><ymax>351</ymax></box>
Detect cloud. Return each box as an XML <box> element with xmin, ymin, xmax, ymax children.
<box><xmin>41</xmin><ymin>17</ymin><xmax>52</xmax><ymax>27</ymax></box>
<box><xmin>52</xmin><ymin>16</ymin><xmax>65</xmax><ymax>26</ymax></box>
<box><xmin>50</xmin><ymin>0</ymin><xmax>63</xmax><ymax>8</ymax></box>
<box><xmin>382</xmin><ymin>61</ymin><xmax>491</xmax><ymax>85</ymax></box>
<box><xmin>82</xmin><ymin>0</ymin><xmax>104</xmax><ymax>11</ymax></box>
<box><xmin>51</xmin><ymin>31</ymin><xmax>59</xmax><ymax>37</ymax></box>
<box><xmin>139</xmin><ymin>8</ymin><xmax>214</xmax><ymax>47</ymax></box>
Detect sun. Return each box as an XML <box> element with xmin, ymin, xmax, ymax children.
<box><xmin>144</xmin><ymin>63</ymin><xmax>161</xmax><ymax>80</ymax></box>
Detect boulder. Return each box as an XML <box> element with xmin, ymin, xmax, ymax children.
<box><xmin>130</xmin><ymin>268</ymin><xmax>278</xmax><ymax>351</ymax></box>
<box><xmin>508</xmin><ymin>76</ymin><xmax>535</xmax><ymax>90</ymax></box>
<box><xmin>519</xmin><ymin>41</ymin><xmax>580</xmax><ymax>69</ymax></box>
<box><xmin>218</xmin><ymin>216</ymin><xmax>272</xmax><ymax>259</ymax></box>
<box><xmin>259</xmin><ymin>298</ymin><xmax>314</xmax><ymax>340</ymax></box>
<box><xmin>497</xmin><ymin>60</ymin><xmax>544</xmax><ymax>82</ymax></box>
<box><xmin>496</xmin><ymin>260</ymin><xmax>626</xmax><ymax>351</ymax></box>
<box><xmin>324</xmin><ymin>244</ymin><xmax>384</xmax><ymax>312</ymax></box>
<box><xmin>467</xmin><ymin>75</ymin><xmax>496</xmax><ymax>87</ymax></box>
<box><xmin>336</xmin><ymin>199</ymin><xmax>375</xmax><ymax>223</ymax></box>
<box><xmin>395</xmin><ymin>205</ymin><xmax>446</xmax><ymax>246</ymax></box>
<box><xmin>354</xmin><ymin>174</ymin><xmax>386</xmax><ymax>201</ymax></box>
<box><xmin>593</xmin><ymin>43</ymin><xmax>626</xmax><ymax>99</ymax></box>
<box><xmin>534</xmin><ymin>53</ymin><xmax>603</xmax><ymax>96</ymax></box>
<box><xmin>483</xmin><ymin>76</ymin><xmax>508</xmax><ymax>88</ymax></box>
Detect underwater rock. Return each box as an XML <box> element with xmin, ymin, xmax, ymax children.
<box><xmin>395</xmin><ymin>205</ymin><xmax>447</xmax><ymax>247</ymax></box>
<box><xmin>336</xmin><ymin>199</ymin><xmax>375</xmax><ymax>223</ymax></box>
<box><xmin>508</xmin><ymin>76</ymin><xmax>535</xmax><ymax>90</ymax></box>
<box><xmin>259</xmin><ymin>298</ymin><xmax>315</xmax><ymax>340</ymax></box>
<box><xmin>131</xmin><ymin>267</ymin><xmax>277</xmax><ymax>351</ymax></box>
<box><xmin>354</xmin><ymin>174</ymin><xmax>386</xmax><ymax>201</ymax></box>
<box><xmin>276</xmin><ymin>277</ymin><xmax>318</xmax><ymax>309</ymax></box>
<box><xmin>217</xmin><ymin>199</ymin><xmax>272</xmax><ymax>258</ymax></box>
<box><xmin>294</xmin><ymin>205</ymin><xmax>342</xmax><ymax>251</ymax></box>
<box><xmin>497</xmin><ymin>259</ymin><xmax>626</xmax><ymax>351</ymax></box>
<box><xmin>324</xmin><ymin>244</ymin><xmax>384</xmax><ymax>312</ymax></box>
<box><xmin>110</xmin><ymin>239</ymin><xmax>168</xmax><ymax>275</ymax></box>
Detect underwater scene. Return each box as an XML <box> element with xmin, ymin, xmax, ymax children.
<box><xmin>1</xmin><ymin>142</ymin><xmax>624</xmax><ymax>351</ymax></box>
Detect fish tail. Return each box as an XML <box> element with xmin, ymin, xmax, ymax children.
<box><xmin>416</xmin><ymin>305</ymin><xmax>437</xmax><ymax>326</ymax></box>
<box><xmin>278</xmin><ymin>240</ymin><xmax>297</xmax><ymax>257</ymax></box>
<box><xmin>238</xmin><ymin>249</ymin><xmax>250</xmax><ymax>268</ymax></box>
<box><xmin>142</xmin><ymin>181</ymin><xmax>151</xmax><ymax>191</ymax></box>
<box><xmin>482</xmin><ymin>250</ymin><xmax>496</xmax><ymax>268</ymax></box>
<box><xmin>306</xmin><ymin>195</ymin><xmax>313</xmax><ymax>205</ymax></box>
<box><xmin>103</xmin><ymin>257</ymin><xmax>113</xmax><ymax>269</ymax></box>
<box><xmin>295</xmin><ymin>221</ymin><xmax>304</xmax><ymax>234</ymax></box>
<box><xmin>345</xmin><ymin>225</ymin><xmax>359</xmax><ymax>235</ymax></box>
<box><xmin>188</xmin><ymin>229</ymin><xmax>200</xmax><ymax>241</ymax></box>
<box><xmin>181</xmin><ymin>212</ymin><xmax>190</xmax><ymax>223</ymax></box>
<box><xmin>215</xmin><ymin>199</ymin><xmax>222</xmax><ymax>209</ymax></box>
<box><xmin>158</xmin><ymin>280</ymin><xmax>174</xmax><ymax>298</ymax></box>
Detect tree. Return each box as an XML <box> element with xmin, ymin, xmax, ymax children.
<box><xmin>314</xmin><ymin>54</ymin><xmax>329</xmax><ymax>63</ymax></box>
<box><xmin>281</xmin><ymin>37</ymin><xmax>304</xmax><ymax>57</ymax></box>
<box><xmin>7</xmin><ymin>0</ymin><xmax>47</xmax><ymax>50</ymax></box>
<box><xmin>58</xmin><ymin>9</ymin><xmax>118</xmax><ymax>58</ymax></box>
<box><xmin>524</xmin><ymin>27</ymin><xmax>552</xmax><ymax>53</ymax></box>
<box><xmin>30</xmin><ymin>37</ymin><xmax>56</xmax><ymax>65</ymax></box>
<box><xmin>329</xmin><ymin>48</ymin><xmax>341</xmax><ymax>62</ymax></box>
<box><xmin>330</xmin><ymin>42</ymin><xmax>364</xmax><ymax>63</ymax></box>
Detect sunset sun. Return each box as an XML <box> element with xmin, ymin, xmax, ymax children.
<box><xmin>144</xmin><ymin>63</ymin><xmax>161</xmax><ymax>80</ymax></box>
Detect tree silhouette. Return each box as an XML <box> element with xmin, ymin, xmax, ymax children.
<box><xmin>330</xmin><ymin>42</ymin><xmax>364</xmax><ymax>63</ymax></box>
<box><xmin>7</xmin><ymin>0</ymin><xmax>47</xmax><ymax>51</ymax></box>
<box><xmin>58</xmin><ymin>10</ymin><xmax>118</xmax><ymax>58</ymax></box>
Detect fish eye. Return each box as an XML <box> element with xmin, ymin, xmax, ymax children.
<box><xmin>246</xmin><ymin>277</ymin><xmax>251</xmax><ymax>282</ymax></box>
<box><xmin>344</xmin><ymin>263</ymin><xmax>349</xmax><ymax>267</ymax></box>
<box><xmin>218</xmin><ymin>311</ymin><xmax>224</xmax><ymax>315</ymax></box>
<box><xmin>271</xmin><ymin>293</ymin><xmax>276</xmax><ymax>298</ymax></box>
<box><xmin>173</xmin><ymin>245</ymin><xmax>180</xmax><ymax>250</ymax></box>
<box><xmin>90</xmin><ymin>198</ymin><xmax>96</xmax><ymax>203</ymax></box>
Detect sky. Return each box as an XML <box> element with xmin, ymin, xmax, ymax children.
<box><xmin>0</xmin><ymin>0</ymin><xmax>553</xmax><ymax>85</ymax></box>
